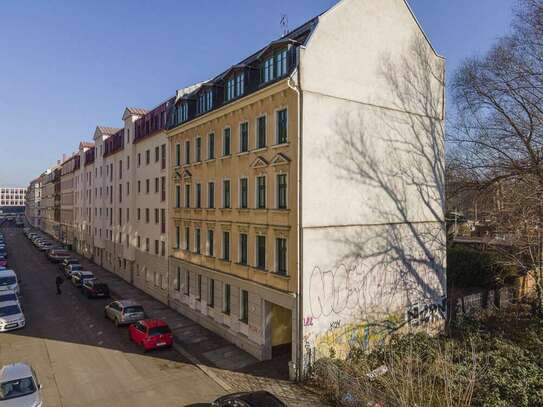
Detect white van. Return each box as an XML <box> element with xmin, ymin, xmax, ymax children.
<box><xmin>0</xmin><ymin>270</ymin><xmax>19</xmax><ymax>296</ymax></box>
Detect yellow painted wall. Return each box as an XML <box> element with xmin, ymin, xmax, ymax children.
<box><xmin>271</xmin><ymin>303</ymin><xmax>292</xmax><ymax>346</ymax></box>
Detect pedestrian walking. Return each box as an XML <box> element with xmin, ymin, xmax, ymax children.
<box><xmin>55</xmin><ymin>275</ymin><xmax>63</xmax><ymax>295</ymax></box>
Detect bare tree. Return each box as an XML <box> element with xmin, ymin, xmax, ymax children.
<box><xmin>449</xmin><ymin>0</ymin><xmax>543</xmax><ymax>313</ymax></box>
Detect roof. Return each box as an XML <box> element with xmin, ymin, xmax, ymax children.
<box><xmin>141</xmin><ymin>319</ymin><xmax>168</xmax><ymax>328</ymax></box>
<box><xmin>96</xmin><ymin>126</ymin><xmax>121</xmax><ymax>136</ymax></box>
<box><xmin>0</xmin><ymin>269</ymin><xmax>16</xmax><ymax>277</ymax></box>
<box><xmin>122</xmin><ymin>107</ymin><xmax>149</xmax><ymax>120</ymax></box>
<box><xmin>0</xmin><ymin>363</ymin><xmax>33</xmax><ymax>382</ymax></box>
<box><xmin>79</xmin><ymin>141</ymin><xmax>94</xmax><ymax>149</ymax></box>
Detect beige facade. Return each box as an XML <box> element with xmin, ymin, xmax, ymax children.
<box><xmin>25</xmin><ymin>179</ymin><xmax>40</xmax><ymax>226</ymax></box>
<box><xmin>168</xmin><ymin>80</ymin><xmax>298</xmax><ymax>361</ymax></box>
<box><xmin>60</xmin><ymin>155</ymin><xmax>79</xmax><ymax>246</ymax></box>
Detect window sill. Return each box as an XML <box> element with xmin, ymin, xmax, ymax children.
<box><xmin>273</xmin><ymin>272</ymin><xmax>290</xmax><ymax>280</ymax></box>
<box><xmin>239</xmin><ymin>319</ymin><xmax>249</xmax><ymax>325</ymax></box>
<box><xmin>272</xmin><ymin>142</ymin><xmax>289</xmax><ymax>149</ymax></box>
<box><xmin>251</xmin><ymin>147</ymin><xmax>267</xmax><ymax>154</ymax></box>
<box><xmin>193</xmin><ymin>161</ymin><xmax>203</xmax><ymax>167</ymax></box>
<box><xmin>253</xmin><ymin>266</ymin><xmax>268</xmax><ymax>273</ymax></box>
<box><xmin>205</xmin><ymin>158</ymin><xmax>216</xmax><ymax>164</ymax></box>
<box><xmin>220</xmin><ymin>155</ymin><xmax>232</xmax><ymax>160</ymax></box>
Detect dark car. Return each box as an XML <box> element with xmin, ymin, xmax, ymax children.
<box><xmin>211</xmin><ymin>391</ymin><xmax>286</xmax><ymax>407</ymax></box>
<box><xmin>82</xmin><ymin>280</ymin><xmax>109</xmax><ymax>298</ymax></box>
<box><xmin>47</xmin><ymin>249</ymin><xmax>71</xmax><ymax>263</ymax></box>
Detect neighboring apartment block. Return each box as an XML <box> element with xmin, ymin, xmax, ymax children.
<box><xmin>60</xmin><ymin>154</ymin><xmax>80</xmax><ymax>247</ymax></box>
<box><xmin>25</xmin><ymin>179</ymin><xmax>41</xmax><ymax>226</ymax></box>
<box><xmin>25</xmin><ymin>0</ymin><xmax>445</xmax><ymax>382</ymax></box>
<box><xmin>0</xmin><ymin>187</ymin><xmax>26</xmax><ymax>213</ymax></box>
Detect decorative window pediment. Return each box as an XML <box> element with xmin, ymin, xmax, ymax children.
<box><xmin>250</xmin><ymin>156</ymin><xmax>269</xmax><ymax>169</ymax></box>
<box><xmin>270</xmin><ymin>153</ymin><xmax>290</xmax><ymax>166</ymax></box>
<box><xmin>182</xmin><ymin>169</ymin><xmax>192</xmax><ymax>179</ymax></box>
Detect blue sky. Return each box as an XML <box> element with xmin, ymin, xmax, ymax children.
<box><xmin>0</xmin><ymin>0</ymin><xmax>513</xmax><ymax>187</ymax></box>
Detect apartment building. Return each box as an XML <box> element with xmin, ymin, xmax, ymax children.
<box><xmin>25</xmin><ymin>180</ymin><xmax>41</xmax><ymax>226</ymax></box>
<box><xmin>40</xmin><ymin>168</ymin><xmax>58</xmax><ymax>237</ymax></box>
<box><xmin>167</xmin><ymin>0</ymin><xmax>445</xmax><ymax>379</ymax></box>
<box><xmin>60</xmin><ymin>154</ymin><xmax>80</xmax><ymax>247</ymax></box>
<box><xmin>77</xmin><ymin>143</ymin><xmax>96</xmax><ymax>258</ymax></box>
<box><xmin>0</xmin><ymin>187</ymin><xmax>26</xmax><ymax>213</ymax></box>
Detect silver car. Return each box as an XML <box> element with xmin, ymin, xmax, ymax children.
<box><xmin>0</xmin><ymin>301</ymin><xmax>25</xmax><ymax>332</ymax></box>
<box><xmin>0</xmin><ymin>363</ymin><xmax>42</xmax><ymax>406</ymax></box>
<box><xmin>104</xmin><ymin>300</ymin><xmax>145</xmax><ymax>327</ymax></box>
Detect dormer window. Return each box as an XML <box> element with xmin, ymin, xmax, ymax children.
<box><xmin>197</xmin><ymin>90</ymin><xmax>213</xmax><ymax>114</ymax></box>
<box><xmin>177</xmin><ymin>103</ymin><xmax>188</xmax><ymax>124</ymax></box>
<box><xmin>225</xmin><ymin>73</ymin><xmax>245</xmax><ymax>102</ymax></box>
<box><xmin>261</xmin><ymin>48</ymin><xmax>288</xmax><ymax>84</ymax></box>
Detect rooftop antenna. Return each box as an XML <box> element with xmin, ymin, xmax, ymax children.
<box><xmin>280</xmin><ymin>14</ymin><xmax>289</xmax><ymax>36</ymax></box>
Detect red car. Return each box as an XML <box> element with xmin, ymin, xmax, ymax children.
<box><xmin>128</xmin><ymin>319</ymin><xmax>173</xmax><ymax>351</ymax></box>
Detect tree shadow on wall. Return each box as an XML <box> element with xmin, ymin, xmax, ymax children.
<box><xmin>312</xmin><ymin>36</ymin><xmax>447</xmax><ymax>339</ymax></box>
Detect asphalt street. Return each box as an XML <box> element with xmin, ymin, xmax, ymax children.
<box><xmin>0</xmin><ymin>225</ymin><xmax>223</xmax><ymax>407</ymax></box>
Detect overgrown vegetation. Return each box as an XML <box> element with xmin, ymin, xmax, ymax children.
<box><xmin>310</xmin><ymin>306</ymin><xmax>543</xmax><ymax>406</ymax></box>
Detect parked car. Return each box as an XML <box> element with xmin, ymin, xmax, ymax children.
<box><xmin>0</xmin><ymin>256</ymin><xmax>7</xmax><ymax>269</ymax></box>
<box><xmin>37</xmin><ymin>242</ymin><xmax>53</xmax><ymax>252</ymax></box>
<box><xmin>104</xmin><ymin>300</ymin><xmax>145</xmax><ymax>327</ymax></box>
<box><xmin>0</xmin><ymin>301</ymin><xmax>25</xmax><ymax>332</ymax></box>
<box><xmin>0</xmin><ymin>291</ymin><xmax>18</xmax><ymax>305</ymax></box>
<box><xmin>0</xmin><ymin>270</ymin><xmax>19</xmax><ymax>295</ymax></box>
<box><xmin>210</xmin><ymin>391</ymin><xmax>286</xmax><ymax>407</ymax></box>
<box><xmin>0</xmin><ymin>363</ymin><xmax>42</xmax><ymax>406</ymax></box>
<box><xmin>71</xmin><ymin>271</ymin><xmax>94</xmax><ymax>288</ymax></box>
<box><xmin>47</xmin><ymin>249</ymin><xmax>70</xmax><ymax>263</ymax></box>
<box><xmin>128</xmin><ymin>319</ymin><xmax>173</xmax><ymax>351</ymax></box>
<box><xmin>82</xmin><ymin>280</ymin><xmax>109</xmax><ymax>298</ymax></box>
<box><xmin>64</xmin><ymin>264</ymin><xmax>82</xmax><ymax>278</ymax></box>
<box><xmin>59</xmin><ymin>258</ymin><xmax>79</xmax><ymax>272</ymax></box>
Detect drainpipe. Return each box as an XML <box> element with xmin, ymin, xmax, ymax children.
<box><xmin>287</xmin><ymin>47</ymin><xmax>304</xmax><ymax>382</ymax></box>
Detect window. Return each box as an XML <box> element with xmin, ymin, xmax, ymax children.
<box><xmin>137</xmin><ymin>208</ymin><xmax>141</xmax><ymax>221</ymax></box>
<box><xmin>185</xmin><ymin>140</ymin><xmax>191</xmax><ymax>164</ymax></box>
<box><xmin>257</xmin><ymin>116</ymin><xmax>266</xmax><ymax>148</ymax></box>
<box><xmin>161</xmin><ymin>176</ymin><xmax>166</xmax><ymax>202</ymax></box>
<box><xmin>256</xmin><ymin>235</ymin><xmax>266</xmax><ymax>270</ymax></box>
<box><xmin>277</xmin><ymin>174</ymin><xmax>287</xmax><ymax>209</ymax></box>
<box><xmin>276</xmin><ymin>238</ymin><xmax>287</xmax><ymax>275</ymax></box>
<box><xmin>222</xmin><ymin>231</ymin><xmax>230</xmax><ymax>261</ymax></box>
<box><xmin>235</xmin><ymin>73</ymin><xmax>245</xmax><ymax>97</ymax></box>
<box><xmin>276</xmin><ymin>109</ymin><xmax>288</xmax><ymax>144</ymax></box>
<box><xmin>176</xmin><ymin>226</ymin><xmax>180</xmax><ymax>249</ymax></box>
<box><xmin>276</xmin><ymin>49</ymin><xmax>288</xmax><ymax>77</ymax></box>
<box><xmin>222</xmin><ymin>179</ymin><xmax>230</xmax><ymax>208</ymax></box>
<box><xmin>185</xmin><ymin>226</ymin><xmax>190</xmax><ymax>251</ymax></box>
<box><xmin>161</xmin><ymin>144</ymin><xmax>166</xmax><ymax>169</ymax></box>
<box><xmin>208</xmin><ymin>133</ymin><xmax>215</xmax><ymax>159</ymax></box>
<box><xmin>197</xmin><ymin>90</ymin><xmax>213</xmax><ymax>114</ymax></box>
<box><xmin>225</xmin><ymin>78</ymin><xmax>235</xmax><ymax>101</ymax></box>
<box><xmin>155</xmin><ymin>146</ymin><xmax>160</xmax><ymax>162</ymax></box>
<box><xmin>175</xmin><ymin>143</ymin><xmax>181</xmax><ymax>166</ymax></box>
<box><xmin>208</xmin><ymin>279</ymin><xmax>214</xmax><ymax>307</ymax></box>
<box><xmin>161</xmin><ymin>209</ymin><xmax>166</xmax><ymax>234</ymax></box>
<box><xmin>161</xmin><ymin>241</ymin><xmax>165</xmax><ymax>256</ymax></box>
<box><xmin>207</xmin><ymin>229</ymin><xmax>214</xmax><ymax>256</ymax></box>
<box><xmin>138</xmin><ymin>153</ymin><xmax>141</xmax><ymax>167</ymax></box>
<box><xmin>239</xmin><ymin>233</ymin><xmax>248</xmax><ymax>265</ymax></box>
<box><xmin>208</xmin><ymin>182</ymin><xmax>215</xmax><ymax>208</ymax></box>
<box><xmin>196</xmin><ymin>137</ymin><xmax>202</xmax><ymax>162</ymax></box>
<box><xmin>146</xmin><ymin>150</ymin><xmax>150</xmax><ymax>165</ymax></box>
<box><xmin>223</xmin><ymin>128</ymin><xmax>231</xmax><ymax>156</ymax></box>
<box><xmin>138</xmin><ymin>180</ymin><xmax>141</xmax><ymax>193</ymax></box>
<box><xmin>155</xmin><ymin>239</ymin><xmax>159</xmax><ymax>255</ymax></box>
<box><xmin>137</xmin><ymin>235</ymin><xmax>141</xmax><ymax>248</ymax></box>
<box><xmin>256</xmin><ymin>176</ymin><xmax>266</xmax><ymax>208</ymax></box>
<box><xmin>223</xmin><ymin>284</ymin><xmax>231</xmax><ymax>315</ymax></box>
<box><xmin>175</xmin><ymin>185</ymin><xmax>181</xmax><ymax>208</ymax></box>
<box><xmin>146</xmin><ymin>179</ymin><xmax>150</xmax><ymax>194</ymax></box>
<box><xmin>240</xmin><ymin>122</ymin><xmax>249</xmax><ymax>153</ymax></box>
<box><xmin>240</xmin><ymin>289</ymin><xmax>248</xmax><ymax>323</ymax></box>
<box><xmin>119</xmin><ymin>160</ymin><xmax>123</xmax><ymax>179</ymax></box>
<box><xmin>240</xmin><ymin>178</ymin><xmax>248</xmax><ymax>209</ymax></box>
<box><xmin>126</xmin><ymin>182</ymin><xmax>130</xmax><ymax>196</ymax></box>
<box><xmin>179</xmin><ymin>103</ymin><xmax>188</xmax><ymax>123</ymax></box>
<box><xmin>155</xmin><ymin>177</ymin><xmax>159</xmax><ymax>193</ymax></box>
<box><xmin>195</xmin><ymin>228</ymin><xmax>201</xmax><ymax>254</ymax></box>
<box><xmin>184</xmin><ymin>271</ymin><xmax>190</xmax><ymax>295</ymax></box>
<box><xmin>155</xmin><ymin>208</ymin><xmax>159</xmax><ymax>224</ymax></box>
<box><xmin>196</xmin><ymin>183</ymin><xmax>202</xmax><ymax>208</ymax></box>
<box><xmin>185</xmin><ymin>184</ymin><xmax>191</xmax><ymax>208</ymax></box>
<box><xmin>145</xmin><ymin>208</ymin><xmax>150</xmax><ymax>223</ymax></box>
<box><xmin>146</xmin><ymin>238</ymin><xmax>150</xmax><ymax>252</ymax></box>
<box><xmin>261</xmin><ymin>56</ymin><xmax>274</xmax><ymax>83</ymax></box>
<box><xmin>197</xmin><ymin>275</ymin><xmax>202</xmax><ymax>300</ymax></box>
<box><xmin>176</xmin><ymin>268</ymin><xmax>181</xmax><ymax>291</ymax></box>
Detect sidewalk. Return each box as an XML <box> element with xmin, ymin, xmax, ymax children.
<box><xmin>69</xmin><ymin>252</ymin><xmax>326</xmax><ymax>407</ymax></box>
